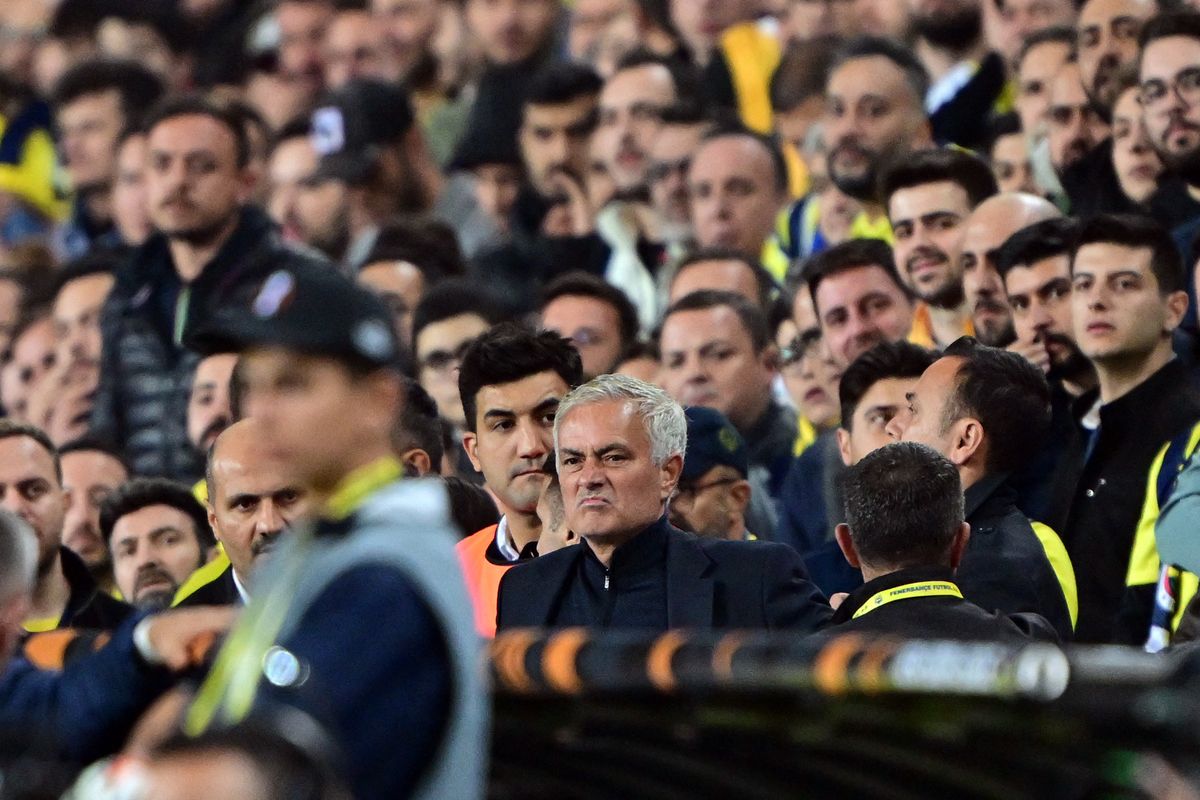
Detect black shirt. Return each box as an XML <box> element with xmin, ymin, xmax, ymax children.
<box><xmin>1048</xmin><ymin>358</ymin><xmax>1200</xmax><ymax>642</ymax></box>
<box><xmin>552</xmin><ymin>517</ymin><xmax>670</xmax><ymax>630</ymax></box>
<box><xmin>821</xmin><ymin>565</ymin><xmax>1057</xmax><ymax>643</ymax></box>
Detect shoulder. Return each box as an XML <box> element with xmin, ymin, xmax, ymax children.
<box><xmin>457</xmin><ymin>525</ymin><xmax>497</xmax><ymax>557</ymax></box>
<box><xmin>680</xmin><ymin>532</ymin><xmax>798</xmax><ymax>571</ymax></box>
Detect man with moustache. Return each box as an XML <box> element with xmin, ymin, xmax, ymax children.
<box><xmin>883</xmin><ymin>149</ymin><xmax>998</xmax><ymax>349</ymax></box>
<box><xmin>819</xmin><ymin>37</ymin><xmax>932</xmax><ymax>239</ymax></box>
<box><xmin>59</xmin><ymin>439</ymin><xmax>128</xmax><ymax>596</ymax></box>
<box><xmin>593</xmin><ymin>54</ymin><xmax>678</xmax><ymax>198</ymax></box>
<box><xmin>101</xmin><ymin>478</ymin><xmax>214</xmax><ymax>611</ymax></box>
<box><xmin>996</xmin><ymin>217</ymin><xmax>1098</xmax><ymax>521</ymax></box>
<box><xmin>959</xmin><ymin>192</ymin><xmax>1062</xmax><ymax>347</ymax></box>
<box><xmin>186</xmin><ymin>354</ymin><xmax>238</xmax><ymax>459</ymax></box>
<box><xmin>175</xmin><ymin>419</ymin><xmax>312</xmax><ymax>607</ymax></box>
<box><xmin>1045</xmin><ymin>60</ymin><xmax>1110</xmax><ymax>180</ymax></box>
<box><xmin>91</xmin><ymin>97</ymin><xmax>327</xmax><ymax>481</ymax></box>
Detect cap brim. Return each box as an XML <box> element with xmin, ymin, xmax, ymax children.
<box><xmin>311</xmin><ymin>150</ymin><xmax>376</xmax><ymax>185</ymax></box>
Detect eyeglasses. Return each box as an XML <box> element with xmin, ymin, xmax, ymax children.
<box><xmin>673</xmin><ymin>477</ymin><xmax>740</xmax><ymax>503</ymax></box>
<box><xmin>646</xmin><ymin>156</ymin><xmax>691</xmax><ymax>184</ymax></box>
<box><xmin>1139</xmin><ymin>67</ymin><xmax>1200</xmax><ymax>110</ymax></box>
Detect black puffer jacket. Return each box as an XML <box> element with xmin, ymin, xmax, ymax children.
<box><xmin>90</xmin><ymin>206</ymin><xmax>329</xmax><ymax>480</ymax></box>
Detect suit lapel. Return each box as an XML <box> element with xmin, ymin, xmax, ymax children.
<box><xmin>527</xmin><ymin>547</ymin><xmax>582</xmax><ymax>626</ymax></box>
<box><xmin>666</xmin><ymin>531</ymin><xmax>715</xmax><ymax>628</ymax></box>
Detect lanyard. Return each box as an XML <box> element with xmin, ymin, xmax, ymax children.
<box><xmin>851</xmin><ymin>581</ymin><xmax>963</xmax><ymax>619</ymax></box>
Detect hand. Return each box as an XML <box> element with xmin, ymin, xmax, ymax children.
<box><xmin>144</xmin><ymin>606</ymin><xmax>238</xmax><ymax>671</ymax></box>
<box><xmin>829</xmin><ymin>592</ymin><xmax>849</xmax><ymax>610</ymax></box>
<box><xmin>43</xmin><ymin>372</ymin><xmax>99</xmax><ymax>445</ymax></box>
<box><xmin>1007</xmin><ymin>337</ymin><xmax>1050</xmax><ymax>374</ymax></box>
<box><xmin>540</xmin><ymin>167</ymin><xmax>594</xmax><ymax>237</ymax></box>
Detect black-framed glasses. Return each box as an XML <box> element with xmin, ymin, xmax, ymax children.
<box><xmin>1139</xmin><ymin>67</ymin><xmax>1200</xmax><ymax>109</ymax></box>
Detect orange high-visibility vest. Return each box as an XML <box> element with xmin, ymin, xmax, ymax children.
<box><xmin>455</xmin><ymin>524</ymin><xmax>516</xmax><ymax>637</ymax></box>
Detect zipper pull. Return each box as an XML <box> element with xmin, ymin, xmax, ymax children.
<box><xmin>604</xmin><ymin>571</ymin><xmax>610</xmax><ymax>590</ymax></box>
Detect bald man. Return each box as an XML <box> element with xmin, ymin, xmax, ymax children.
<box><xmin>959</xmin><ymin>193</ymin><xmax>1062</xmax><ymax>347</ymax></box>
<box><xmin>173</xmin><ymin>419</ymin><xmax>312</xmax><ymax>606</ymax></box>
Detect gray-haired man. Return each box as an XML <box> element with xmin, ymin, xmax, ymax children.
<box><xmin>495</xmin><ymin>374</ymin><xmax>831</xmax><ymax>631</ymax></box>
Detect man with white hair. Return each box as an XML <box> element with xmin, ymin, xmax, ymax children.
<box><xmin>495</xmin><ymin>375</ymin><xmax>831</xmax><ymax>631</ymax></box>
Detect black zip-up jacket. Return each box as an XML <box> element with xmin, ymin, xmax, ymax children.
<box><xmin>90</xmin><ymin>206</ymin><xmax>329</xmax><ymax>480</ymax></box>
<box><xmin>1048</xmin><ymin>359</ymin><xmax>1200</xmax><ymax>643</ymax></box>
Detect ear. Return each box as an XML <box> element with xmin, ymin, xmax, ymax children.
<box><xmin>836</xmin><ymin>427</ymin><xmax>853</xmax><ymax>467</ymax></box>
<box><xmin>400</xmin><ymin>447</ymin><xmax>433</xmax><ymax>477</ymax></box>
<box><xmin>834</xmin><ymin>523</ymin><xmax>861</xmax><ymax>569</ymax></box>
<box><xmin>727</xmin><ymin>478</ymin><xmax>751</xmax><ymax>514</ymax></box>
<box><xmin>659</xmin><ymin>453</ymin><xmax>684</xmax><ymax>500</ymax></box>
<box><xmin>206</xmin><ymin>505</ymin><xmax>222</xmax><ymax>545</ymax></box>
<box><xmin>462</xmin><ymin>431</ymin><xmax>483</xmax><ymax>473</ymax></box>
<box><xmin>948</xmin><ymin>417</ymin><xmax>984</xmax><ymax>467</ymax></box>
<box><xmin>1165</xmin><ymin>290</ymin><xmax>1190</xmax><ymax>334</ymax></box>
<box><xmin>948</xmin><ymin>521</ymin><xmax>971</xmax><ymax>570</ymax></box>
<box><xmin>761</xmin><ymin>343</ymin><xmax>780</xmax><ymax>374</ymax></box>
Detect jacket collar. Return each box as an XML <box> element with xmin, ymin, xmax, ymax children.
<box><xmin>59</xmin><ymin>546</ymin><xmax>102</xmax><ymax>626</ymax></box>
<box><xmin>832</xmin><ymin>564</ymin><xmax>957</xmax><ymax>624</ymax></box>
<box><xmin>963</xmin><ymin>472</ymin><xmax>1010</xmax><ymax>520</ymax></box>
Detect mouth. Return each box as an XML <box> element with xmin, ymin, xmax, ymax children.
<box><xmin>578</xmin><ymin>496</ymin><xmax>609</xmax><ymax>508</ymax></box>
<box><xmin>1085</xmin><ymin>321</ymin><xmax>1115</xmax><ymax>335</ymax></box>
<box><xmin>1129</xmin><ymin>164</ymin><xmax>1159</xmax><ymax>180</ymax></box>
<box><xmin>803</xmin><ymin>387</ymin><xmax>828</xmax><ymax>404</ymax></box>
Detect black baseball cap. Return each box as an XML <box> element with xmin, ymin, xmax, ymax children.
<box><xmin>188</xmin><ymin>266</ymin><xmax>403</xmax><ymax>371</ymax></box>
<box><xmin>309</xmin><ymin>79</ymin><xmax>415</xmax><ymax>184</ymax></box>
<box><xmin>681</xmin><ymin>407</ymin><xmax>749</xmax><ymax>483</ymax></box>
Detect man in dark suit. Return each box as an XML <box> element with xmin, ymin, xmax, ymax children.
<box><xmin>822</xmin><ymin>442</ymin><xmax>1057</xmax><ymax>642</ymax></box>
<box><xmin>496</xmin><ymin>374</ymin><xmax>831</xmax><ymax>632</ymax></box>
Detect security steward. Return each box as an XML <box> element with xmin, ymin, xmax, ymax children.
<box><xmin>183</xmin><ymin>267</ymin><xmax>486</xmax><ymax>800</ymax></box>
<box><xmin>826</xmin><ymin>442</ymin><xmax>1058</xmax><ymax>642</ymax></box>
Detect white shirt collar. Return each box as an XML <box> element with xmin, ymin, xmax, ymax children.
<box><xmin>493</xmin><ymin>515</ymin><xmax>521</xmax><ymax>563</ymax></box>
<box><xmin>231</xmin><ymin>568</ymin><xmax>251</xmax><ymax>604</ymax></box>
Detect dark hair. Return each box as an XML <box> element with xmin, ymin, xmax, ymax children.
<box><xmin>659</xmin><ymin>101</ymin><xmax>711</xmax><ymax>127</ymax></box>
<box><xmin>58</xmin><ymin>435</ymin><xmax>129</xmax><ymax>474</ymax></box>
<box><xmin>995</xmin><ymin>217</ymin><xmax>1081</xmax><ymax>279</ymax></box>
<box><xmin>613</xmin><ymin>49</ymin><xmax>701</xmax><ymax>109</ymax></box>
<box><xmin>0</xmin><ymin>420</ymin><xmax>60</xmax><ymax>482</ymax></box>
<box><xmin>830</xmin><ymin>36</ymin><xmax>931</xmax><ymax>105</ymax></box>
<box><xmin>804</xmin><ymin>239</ymin><xmax>908</xmax><ymax>314</ymax></box>
<box><xmin>941</xmin><ymin>337</ymin><xmax>1051</xmax><ymax>474</ymax></box>
<box><xmin>540</xmin><ymin>271</ymin><xmax>640</xmax><ymax>356</ymax></box>
<box><xmin>1140</xmin><ymin>11</ymin><xmax>1200</xmax><ymax>54</ymax></box>
<box><xmin>1071</xmin><ymin>213</ymin><xmax>1186</xmax><ymax>294</ymax></box>
<box><xmin>841</xmin><ymin>442</ymin><xmax>964</xmax><ymax>569</ymax></box>
<box><xmin>411</xmin><ymin>279</ymin><xmax>505</xmax><ymax>348</ymax></box>
<box><xmin>458</xmin><ymin>323</ymin><xmax>584</xmax><ymax>432</ymax></box>
<box><xmin>985</xmin><ymin>111</ymin><xmax>1022</xmax><ymax>154</ymax></box>
<box><xmin>839</xmin><ymin>341</ymin><xmax>936</xmax><ymax>430</ymax></box>
<box><xmin>362</xmin><ymin>217</ymin><xmax>468</xmax><ymax>285</ymax></box>
<box><xmin>51</xmin><ymin>251</ymin><xmax>120</xmax><ymax>300</ymax></box>
<box><xmin>700</xmin><ymin>123</ymin><xmax>789</xmax><ymax>195</ymax></box>
<box><xmin>99</xmin><ymin>477</ymin><xmax>215</xmax><ymax>549</ymax></box>
<box><xmin>880</xmin><ymin>148</ymin><xmax>999</xmax><ymax>209</ymax></box>
<box><xmin>216</xmin><ymin>98</ymin><xmax>271</xmax><ymax>157</ymax></box>
<box><xmin>229</xmin><ymin>356</ymin><xmax>248</xmax><ymax>422</ymax></box>
<box><xmin>271</xmin><ymin>116</ymin><xmax>313</xmax><ymax>152</ymax></box>
<box><xmin>1018</xmin><ymin>25</ymin><xmax>1076</xmax><ymax>68</ymax></box>
<box><xmin>770</xmin><ymin>36</ymin><xmax>840</xmax><ymax>113</ymax></box>
<box><xmin>395</xmin><ymin>378</ymin><xmax>444</xmax><ymax>467</ymax></box>
<box><xmin>662</xmin><ymin>290</ymin><xmax>770</xmax><ymax>352</ymax></box>
<box><xmin>443</xmin><ymin>476</ymin><xmax>500</xmax><ymax>537</ymax></box>
<box><xmin>524</xmin><ymin>62</ymin><xmax>604</xmax><ymax>108</ymax></box>
<box><xmin>672</xmin><ymin>247</ymin><xmax>779</xmax><ymax>309</ymax></box>
<box><xmin>142</xmin><ymin>95</ymin><xmax>252</xmax><ymax>168</ymax></box>
<box><xmin>52</xmin><ymin>59</ymin><xmax>166</xmax><ymax>127</ymax></box>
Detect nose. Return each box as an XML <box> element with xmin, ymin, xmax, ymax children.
<box><xmin>515</xmin><ymin>419</ymin><xmax>549</xmax><ymax>461</ymax></box>
<box><xmin>1029</xmin><ymin>300</ymin><xmax>1054</xmax><ymax>332</ymax></box>
<box><xmin>884</xmin><ymin>411</ymin><xmax>907</xmax><ymax>441</ymax></box>
<box><xmin>254</xmin><ymin>499</ymin><xmax>284</xmax><ymax>535</ymax></box>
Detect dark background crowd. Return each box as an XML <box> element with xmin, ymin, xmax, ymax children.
<box><xmin>1</xmin><ymin>0</ymin><xmax>1200</xmax><ymax>797</ymax></box>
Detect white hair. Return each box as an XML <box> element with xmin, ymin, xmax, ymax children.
<box><xmin>0</xmin><ymin>510</ymin><xmax>36</xmax><ymax>601</ymax></box>
<box><xmin>554</xmin><ymin>374</ymin><xmax>687</xmax><ymax>467</ymax></box>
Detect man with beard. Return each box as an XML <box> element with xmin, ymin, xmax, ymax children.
<box><xmin>187</xmin><ymin>354</ymin><xmax>237</xmax><ymax>462</ymax></box>
<box><xmin>646</xmin><ymin>104</ymin><xmax>710</xmax><ymax>257</ymax></box>
<box><xmin>175</xmin><ymin>419</ymin><xmax>312</xmax><ymax>607</ymax></box>
<box><xmin>1046</xmin><ymin>60</ymin><xmax>1110</xmax><ymax>178</ymax></box>
<box><xmin>102</xmin><ymin>478</ymin><xmax>213</xmax><ymax>611</ymax></box>
<box><xmin>997</xmin><ymin>217</ymin><xmax>1098</xmax><ymax>521</ymax></box>
<box><xmin>821</xmin><ymin>37</ymin><xmax>933</xmax><ymax>244</ymax></box>
<box><xmin>59</xmin><ymin>438</ymin><xmax>128</xmax><ymax>597</ymax></box>
<box><xmin>0</xmin><ymin>421</ymin><xmax>132</xmax><ymax>633</ymax></box>
<box><xmin>959</xmin><ymin>192</ymin><xmax>1061</xmax><ymax>347</ymax></box>
<box><xmin>1140</xmin><ymin>13</ymin><xmax>1200</xmax><ymax>248</ymax></box>
<box><xmin>909</xmin><ymin>0</ymin><xmax>1009</xmax><ymax>152</ymax></box>
<box><xmin>883</xmin><ymin>149</ymin><xmax>999</xmax><ymax>349</ymax></box>
<box><xmin>92</xmin><ymin>97</ymin><xmax>327</xmax><ymax>481</ymax></box>
<box><xmin>593</xmin><ymin>54</ymin><xmax>678</xmax><ymax>197</ymax></box>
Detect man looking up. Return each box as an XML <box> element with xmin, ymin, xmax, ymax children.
<box><xmin>1051</xmin><ymin>213</ymin><xmax>1200</xmax><ymax>642</ymax></box>
<box><xmin>100</xmin><ymin>478</ymin><xmax>213</xmax><ymax>611</ymax></box>
<box><xmin>883</xmin><ymin>148</ymin><xmax>999</xmax><ymax>349</ymax></box>
<box><xmin>496</xmin><ymin>374</ymin><xmax>831</xmax><ymax>631</ymax></box>
<box><xmin>455</xmin><ymin>324</ymin><xmax>583</xmax><ymax>636</ymax></box>
<box><xmin>188</xmin><ymin>265</ymin><xmax>484</xmax><ymax>800</ymax></box>
<box><xmin>827</xmin><ymin>442</ymin><xmax>1057</xmax><ymax>642</ymax></box>
<box><xmin>51</xmin><ymin>59</ymin><xmax>165</xmax><ymax>257</ymax></box>
<box><xmin>93</xmin><ymin>96</ymin><xmax>327</xmax><ymax>481</ymax></box>
<box><xmin>959</xmin><ymin>192</ymin><xmax>1062</xmax><ymax>346</ymax></box>
<box><xmin>0</xmin><ymin>421</ymin><xmax>131</xmax><ymax>633</ymax></box>
<box><xmin>887</xmin><ymin>337</ymin><xmax>1075</xmax><ymax>640</ymax></box>
<box><xmin>175</xmin><ymin>418</ymin><xmax>312</xmax><ymax>608</ymax></box>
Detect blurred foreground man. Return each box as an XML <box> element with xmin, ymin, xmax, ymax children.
<box><xmin>187</xmin><ymin>267</ymin><xmax>485</xmax><ymax>800</ymax></box>
<box><xmin>496</xmin><ymin>374</ymin><xmax>830</xmax><ymax>631</ymax></box>
<box><xmin>824</xmin><ymin>442</ymin><xmax>1057</xmax><ymax>642</ymax></box>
